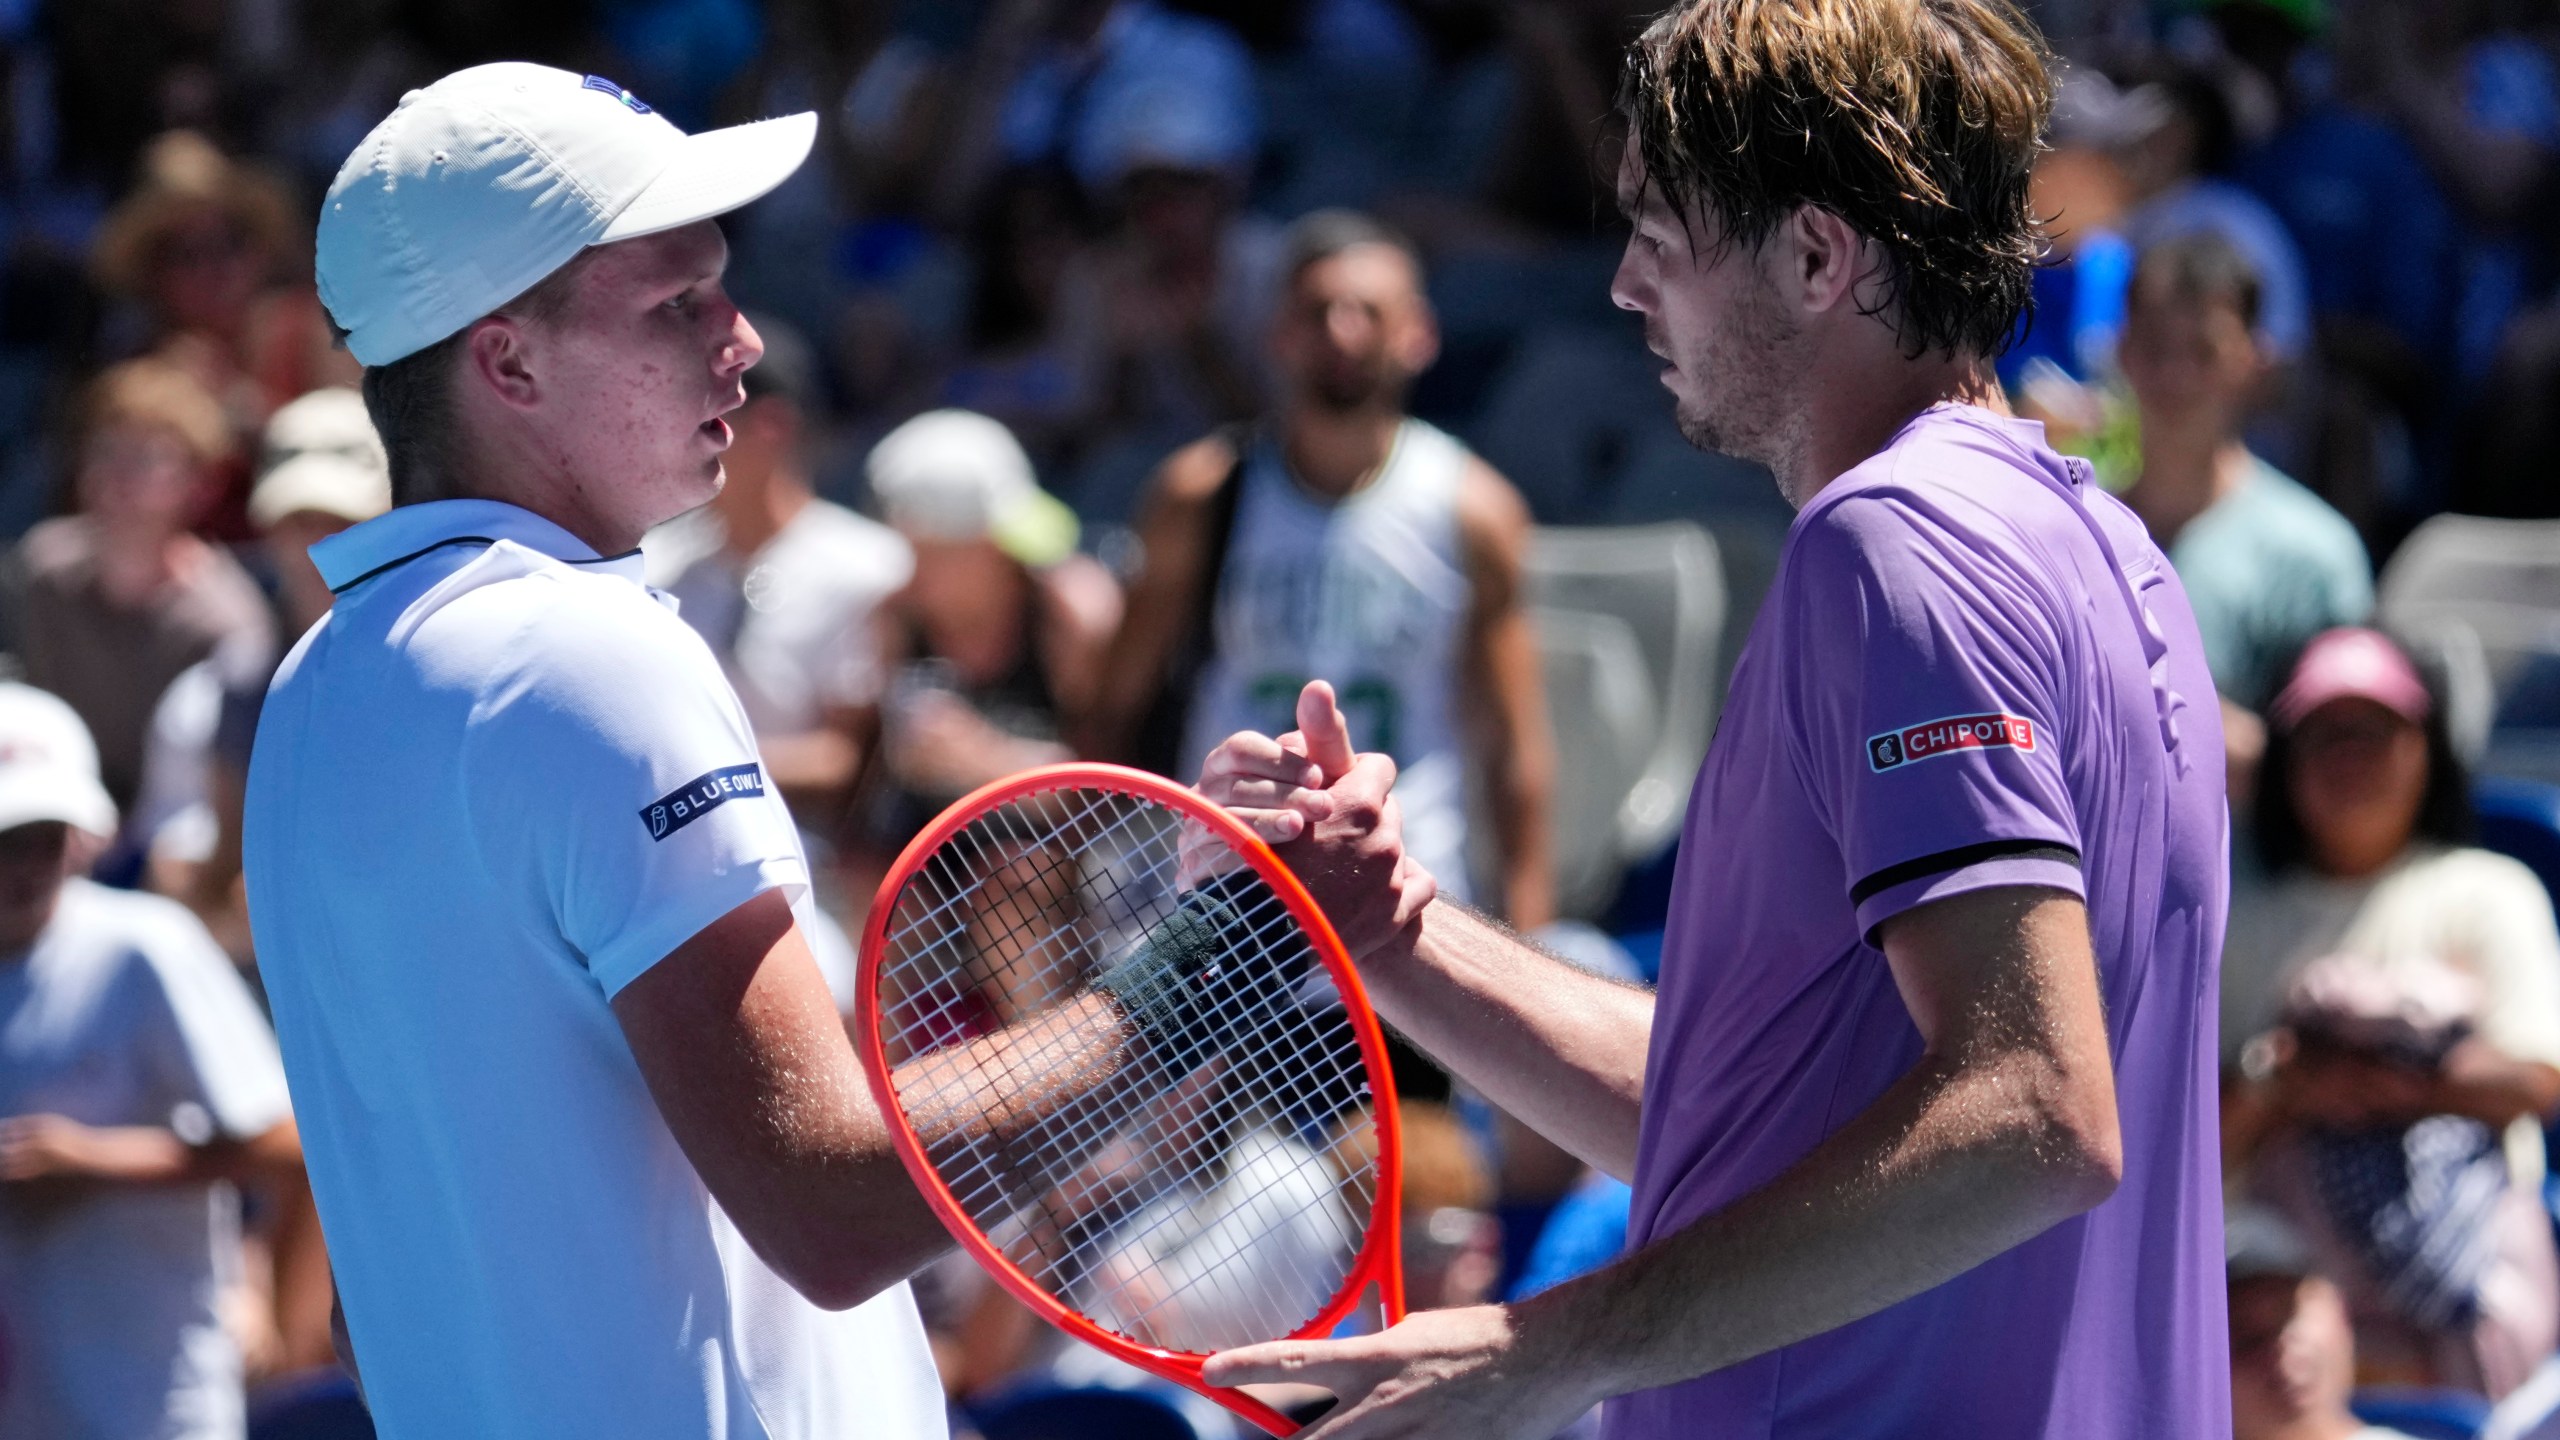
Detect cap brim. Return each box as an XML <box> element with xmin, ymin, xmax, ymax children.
<box><xmin>0</xmin><ymin>768</ymin><xmax>118</xmax><ymax>839</ymax></box>
<box><xmin>601</xmin><ymin>112</ymin><xmax>817</xmax><ymax>243</ymax></box>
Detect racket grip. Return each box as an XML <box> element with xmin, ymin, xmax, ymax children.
<box><xmin>1091</xmin><ymin>870</ymin><xmax>1308</xmax><ymax>1076</ymax></box>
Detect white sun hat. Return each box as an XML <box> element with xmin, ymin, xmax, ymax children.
<box><xmin>317</xmin><ymin>62</ymin><xmax>815</xmax><ymax>367</ymax></box>
<box><xmin>866</xmin><ymin>409</ymin><xmax>1079</xmax><ymax>568</ymax></box>
<box><xmin>0</xmin><ymin>684</ymin><xmax>117</xmax><ymax>838</ymax></box>
<box><xmin>251</xmin><ymin>387</ymin><xmax>391</xmax><ymax>527</ymax></box>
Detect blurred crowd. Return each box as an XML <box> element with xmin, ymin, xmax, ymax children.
<box><xmin>10</xmin><ymin>0</ymin><xmax>2560</xmax><ymax>1437</ymax></box>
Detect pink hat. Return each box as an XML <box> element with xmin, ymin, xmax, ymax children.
<box><xmin>2269</xmin><ymin>627</ymin><xmax>2432</xmax><ymax>733</ymax></box>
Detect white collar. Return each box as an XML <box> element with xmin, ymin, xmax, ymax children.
<box><xmin>313</xmin><ymin>499</ymin><xmax>647</xmax><ymax>594</ymax></box>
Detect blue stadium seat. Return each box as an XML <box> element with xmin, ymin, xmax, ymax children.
<box><xmin>2477</xmin><ymin>775</ymin><xmax>2560</xmax><ymax>905</ymax></box>
<box><xmin>247</xmin><ymin>1369</ymin><xmax>375</xmax><ymax>1440</ymax></box>
<box><xmin>971</xmin><ymin>1382</ymin><xmax>1203</xmax><ymax>1440</ymax></box>
<box><xmin>2353</xmin><ymin>1385</ymin><xmax>2492</xmax><ymax>1440</ymax></box>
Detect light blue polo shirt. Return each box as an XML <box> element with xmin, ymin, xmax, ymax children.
<box><xmin>241</xmin><ymin>499</ymin><xmax>943</xmax><ymax>1439</ymax></box>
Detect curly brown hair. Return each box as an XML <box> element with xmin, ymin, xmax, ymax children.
<box><xmin>1619</xmin><ymin>0</ymin><xmax>2054</xmax><ymax>360</ymax></box>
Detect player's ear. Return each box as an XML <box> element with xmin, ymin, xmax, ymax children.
<box><xmin>1785</xmin><ymin>204</ymin><xmax>1866</xmax><ymax>317</ymax></box>
<box><xmin>464</xmin><ymin>316</ymin><xmax>542</xmax><ymax>411</ymax></box>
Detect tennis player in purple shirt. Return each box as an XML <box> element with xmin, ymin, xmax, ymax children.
<box><xmin>1194</xmin><ymin>2</ymin><xmax>2232</xmax><ymax>1437</ymax></box>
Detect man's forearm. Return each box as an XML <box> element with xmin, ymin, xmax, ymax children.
<box><xmin>1514</xmin><ymin>1037</ymin><xmax>2119</xmax><ymax>1397</ymax></box>
<box><xmin>1364</xmin><ymin>901</ymin><xmax>1651</xmax><ymax>1179</ymax></box>
<box><xmin>2433</xmin><ymin>1044</ymin><xmax>2560</xmax><ymax>1128</ymax></box>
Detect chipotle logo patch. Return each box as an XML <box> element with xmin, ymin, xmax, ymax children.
<box><xmin>1867</xmin><ymin>712</ymin><xmax>2036</xmax><ymax>772</ymax></box>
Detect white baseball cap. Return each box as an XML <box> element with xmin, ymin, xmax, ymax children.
<box><xmin>866</xmin><ymin>410</ymin><xmax>1079</xmax><ymax>568</ymax></box>
<box><xmin>253</xmin><ymin>387</ymin><xmax>391</xmax><ymax>527</ymax></box>
<box><xmin>252</xmin><ymin>452</ymin><xmax>392</xmax><ymax>529</ymax></box>
<box><xmin>317</xmin><ymin>62</ymin><xmax>816</xmax><ymax>367</ymax></box>
<box><xmin>0</xmin><ymin>684</ymin><xmax>117</xmax><ymax>838</ymax></box>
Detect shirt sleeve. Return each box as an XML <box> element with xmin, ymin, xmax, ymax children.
<box><xmin>460</xmin><ymin>582</ymin><xmax>809</xmax><ymax>998</ymax></box>
<box><xmin>2451</xmin><ymin>852</ymin><xmax>2560</xmax><ymax>1068</ymax></box>
<box><xmin>138</xmin><ymin>904</ymin><xmax>293</xmax><ymax>1140</ymax></box>
<box><xmin>1785</xmin><ymin>491</ymin><xmax>2087</xmax><ymax>942</ymax></box>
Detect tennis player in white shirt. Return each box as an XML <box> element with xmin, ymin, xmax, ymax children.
<box><xmin>243</xmin><ymin>65</ymin><xmax>966</xmax><ymax>1438</ymax></box>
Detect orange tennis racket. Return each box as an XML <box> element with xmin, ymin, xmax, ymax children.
<box><xmin>854</xmin><ymin>763</ymin><xmax>1406</xmax><ymax>1437</ymax></box>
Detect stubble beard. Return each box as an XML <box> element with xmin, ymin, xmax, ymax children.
<box><xmin>1666</xmin><ymin>279</ymin><xmax>1809</xmax><ymax>498</ymax></box>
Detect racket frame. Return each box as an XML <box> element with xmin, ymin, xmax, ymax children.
<box><xmin>854</xmin><ymin>762</ymin><xmax>1407</xmax><ymax>1438</ymax></box>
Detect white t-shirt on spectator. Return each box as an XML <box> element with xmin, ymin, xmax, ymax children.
<box><xmin>243</xmin><ymin>499</ymin><xmax>944</xmax><ymax>1439</ymax></box>
<box><xmin>645</xmin><ymin>498</ymin><xmax>914</xmax><ymax>737</ymax></box>
<box><xmin>2225</xmin><ymin>841</ymin><xmax>2560</xmax><ymax>1183</ymax></box>
<box><xmin>0</xmin><ymin>878</ymin><xmax>291</xmax><ymax>1440</ymax></box>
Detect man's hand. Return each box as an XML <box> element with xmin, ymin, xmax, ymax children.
<box><xmin>1205</xmin><ymin>1303</ymin><xmax>1599</xmax><ymax>1440</ymax></box>
<box><xmin>1196</xmin><ymin>680</ymin><xmax>1436</xmax><ymax>960</ymax></box>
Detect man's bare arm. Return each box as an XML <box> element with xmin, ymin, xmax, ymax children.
<box><xmin>614</xmin><ymin>890</ymin><xmax>1157</xmax><ymax>1311</ymax></box>
<box><xmin>1205</xmin><ymin>886</ymin><xmax>2123</xmax><ymax>1429</ymax></box>
<box><xmin>1454</xmin><ymin>460</ymin><xmax>1556</xmax><ymax>929</ymax></box>
<box><xmin>1075</xmin><ymin>437</ymin><xmax>1232</xmax><ymax>761</ymax></box>
<box><xmin>1367</xmin><ymin>903</ymin><xmax>1650</xmax><ymax>1179</ymax></box>
<box><xmin>613</xmin><ymin>890</ymin><xmax>953</xmax><ymax>1309</ymax></box>
<box><xmin>1202</xmin><ymin>683</ymin><xmax>1638</xmax><ymax>1173</ymax></box>
<box><xmin>1513</xmin><ymin>886</ymin><xmax>2118</xmax><ymax>1390</ymax></box>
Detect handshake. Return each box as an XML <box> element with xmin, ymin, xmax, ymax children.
<box><xmin>1193</xmin><ymin>678</ymin><xmax>1440</xmax><ymax>964</ymax></box>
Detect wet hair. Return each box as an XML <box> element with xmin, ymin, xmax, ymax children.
<box><xmin>347</xmin><ymin>251</ymin><xmax>592</xmax><ymax>507</ymax></box>
<box><xmin>2252</xmin><ymin>654</ymin><xmax>2475</xmax><ymax>877</ymax></box>
<box><xmin>1281</xmin><ymin>208</ymin><xmax>1423</xmax><ymax>286</ymax></box>
<box><xmin>2128</xmin><ymin>229</ymin><xmax>2264</xmax><ymax>333</ymax></box>
<box><xmin>1617</xmin><ymin>0</ymin><xmax>2055</xmax><ymax>360</ymax></box>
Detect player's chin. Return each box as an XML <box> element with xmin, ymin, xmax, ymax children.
<box><xmin>1671</xmin><ymin>396</ymin><xmax>1729</xmax><ymax>455</ymax></box>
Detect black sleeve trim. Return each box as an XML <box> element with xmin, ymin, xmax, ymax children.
<box><xmin>1848</xmin><ymin>839</ymin><xmax>2082</xmax><ymax>906</ymax></box>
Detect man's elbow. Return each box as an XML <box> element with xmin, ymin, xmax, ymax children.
<box><xmin>2032</xmin><ymin>1084</ymin><xmax>2123</xmax><ymax>1218</ymax></box>
<box><xmin>778</xmin><ymin>1250</ymin><xmax>916</xmax><ymax>1312</ymax></box>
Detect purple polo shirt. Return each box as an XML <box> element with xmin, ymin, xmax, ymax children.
<box><xmin>1608</xmin><ymin>406</ymin><xmax>2230</xmax><ymax>1439</ymax></box>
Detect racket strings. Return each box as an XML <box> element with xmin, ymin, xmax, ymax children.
<box><xmin>876</xmin><ymin>785</ymin><xmax>1380</xmax><ymax>1354</ymax></box>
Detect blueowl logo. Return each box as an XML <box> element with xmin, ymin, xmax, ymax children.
<box><xmin>640</xmin><ymin>763</ymin><xmax>765</xmax><ymax>841</ymax></box>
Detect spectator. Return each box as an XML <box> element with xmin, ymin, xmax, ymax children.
<box><xmin>90</xmin><ymin>131</ymin><xmax>358</xmax><ymax>531</ymax></box>
<box><xmin>2011</xmin><ymin>64</ymin><xmax>2310</xmax><ymax>409</ymax></box>
<box><xmin>2351</xmin><ymin>0</ymin><xmax>2560</xmax><ymax>383</ymax></box>
<box><xmin>0</xmin><ymin>682</ymin><xmax>303</xmax><ymax>1439</ymax></box>
<box><xmin>1064</xmin><ymin>11</ymin><xmax>1282</xmax><ymax>461</ymax></box>
<box><xmin>2118</xmin><ymin>66</ymin><xmax>2316</xmax><ymax>367</ymax></box>
<box><xmin>939</xmin><ymin>166</ymin><xmax>1105</xmax><ymax>474</ymax></box>
<box><xmin>1087</xmin><ymin>210</ymin><xmax>1554</xmax><ymax>923</ymax></box>
<box><xmin>9</xmin><ymin>358</ymin><xmax>273</xmax><ymax>825</ymax></box>
<box><xmin>915</xmin><ymin>0</ymin><xmax>1259</xmax><ymax>231</ymax></box>
<box><xmin>858</xmin><ymin>409</ymin><xmax>1120</xmax><ymax>852</ymax></box>
<box><xmin>2239</xmin><ymin>0</ymin><xmax>2463</xmax><ymax>542</ymax></box>
<box><xmin>2224</xmin><ymin>628</ymin><xmax>2560</xmax><ymax>1398</ymax></box>
<box><xmin>2009</xmin><ymin>67</ymin><xmax>2153</xmax><ymax>395</ymax></box>
<box><xmin>2116</xmin><ymin>232</ymin><xmax>2371</xmax><ymax>805</ymax></box>
<box><xmin>149</xmin><ymin>387</ymin><xmax>389</xmax><ymax>955</ymax></box>
<box><xmin>2228</xmin><ymin>1204</ymin><xmax>2424</xmax><ymax>1440</ymax></box>
<box><xmin>646</xmin><ymin>317</ymin><xmax>914</xmax><ymax>830</ymax></box>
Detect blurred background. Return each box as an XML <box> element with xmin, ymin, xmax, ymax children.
<box><xmin>15</xmin><ymin>0</ymin><xmax>2560</xmax><ymax>1438</ymax></box>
